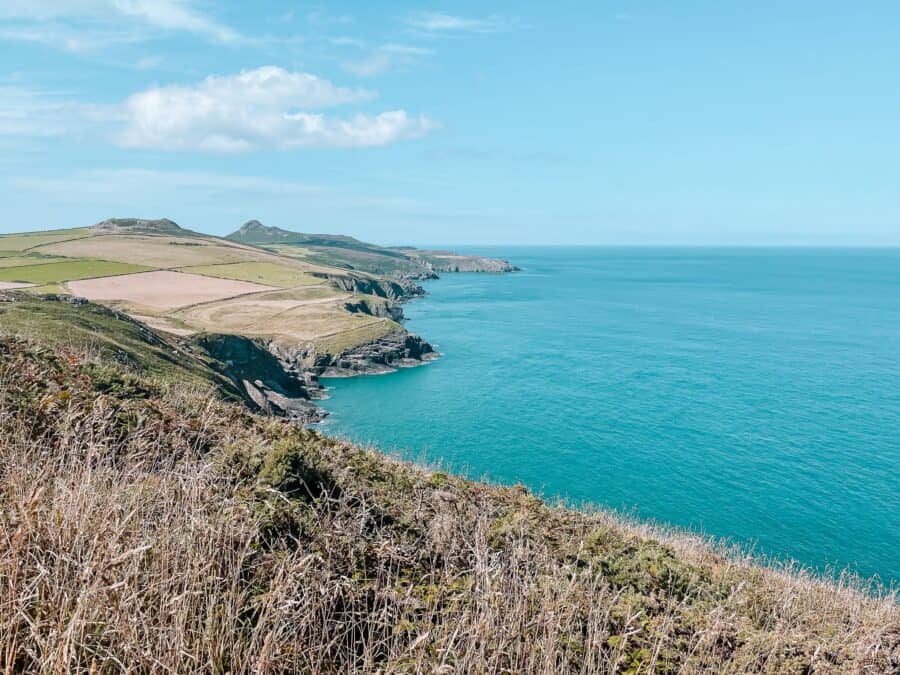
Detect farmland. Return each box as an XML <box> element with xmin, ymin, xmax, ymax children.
<box><xmin>182</xmin><ymin>261</ymin><xmax>322</xmax><ymax>288</ymax></box>
<box><xmin>0</xmin><ymin>259</ymin><xmax>150</xmax><ymax>284</ymax></box>
<box><xmin>67</xmin><ymin>270</ymin><xmax>278</xmax><ymax>311</ymax></box>
<box><xmin>0</xmin><ymin>219</ymin><xmax>412</xmax><ymax>359</ymax></box>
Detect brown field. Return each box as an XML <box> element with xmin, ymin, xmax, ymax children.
<box><xmin>67</xmin><ymin>270</ymin><xmax>277</xmax><ymax>311</ymax></box>
<box><xmin>35</xmin><ymin>235</ymin><xmax>272</xmax><ymax>268</ymax></box>
<box><xmin>0</xmin><ymin>281</ymin><xmax>33</xmax><ymax>290</ymax></box>
<box><xmin>173</xmin><ymin>285</ymin><xmax>396</xmax><ymax>345</ymax></box>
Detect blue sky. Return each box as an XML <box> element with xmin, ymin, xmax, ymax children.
<box><xmin>1</xmin><ymin>1</ymin><xmax>899</xmax><ymax>245</ymax></box>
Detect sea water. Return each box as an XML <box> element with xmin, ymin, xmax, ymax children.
<box><xmin>319</xmin><ymin>248</ymin><xmax>900</xmax><ymax>585</ymax></box>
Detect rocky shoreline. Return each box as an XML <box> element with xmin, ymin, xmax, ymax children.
<box><xmin>254</xmin><ymin>255</ymin><xmax>517</xmax><ymax>422</ymax></box>
<box><xmin>261</xmin><ymin>328</ymin><xmax>439</xmax><ymax>424</ymax></box>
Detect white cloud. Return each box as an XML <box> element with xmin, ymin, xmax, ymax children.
<box><xmin>342</xmin><ymin>43</ymin><xmax>433</xmax><ymax>77</ymax></box>
<box><xmin>1</xmin><ymin>67</ymin><xmax>437</xmax><ymax>152</ymax></box>
<box><xmin>0</xmin><ymin>0</ymin><xmax>242</xmax><ymax>48</ymax></box>
<box><xmin>404</xmin><ymin>11</ymin><xmax>523</xmax><ymax>35</ymax></box>
<box><xmin>115</xmin><ymin>66</ymin><xmax>436</xmax><ymax>151</ymax></box>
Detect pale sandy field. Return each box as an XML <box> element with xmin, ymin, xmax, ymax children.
<box><xmin>0</xmin><ymin>281</ymin><xmax>34</xmax><ymax>290</ymax></box>
<box><xmin>36</xmin><ymin>235</ymin><xmax>270</xmax><ymax>268</ymax></box>
<box><xmin>67</xmin><ymin>270</ymin><xmax>276</xmax><ymax>310</ymax></box>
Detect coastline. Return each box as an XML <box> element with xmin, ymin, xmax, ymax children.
<box><xmin>279</xmin><ymin>256</ymin><xmax>516</xmax><ymax>422</ymax></box>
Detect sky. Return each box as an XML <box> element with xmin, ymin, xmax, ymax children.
<box><xmin>1</xmin><ymin>1</ymin><xmax>899</xmax><ymax>245</ymax></box>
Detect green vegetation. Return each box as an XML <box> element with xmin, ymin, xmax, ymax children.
<box><xmin>0</xmin><ymin>259</ymin><xmax>150</xmax><ymax>284</ymax></box>
<box><xmin>0</xmin><ymin>227</ymin><xmax>92</xmax><ymax>251</ymax></box>
<box><xmin>0</xmin><ymin>328</ymin><xmax>895</xmax><ymax>673</ymax></box>
<box><xmin>0</xmin><ymin>254</ymin><xmax>70</xmax><ymax>269</ymax></box>
<box><xmin>228</xmin><ymin>220</ymin><xmax>431</xmax><ymax>276</ymax></box>
<box><xmin>313</xmin><ymin>317</ymin><xmax>398</xmax><ymax>354</ymax></box>
<box><xmin>183</xmin><ymin>261</ymin><xmax>322</xmax><ymax>288</ymax></box>
<box><xmin>0</xmin><ymin>295</ymin><xmax>230</xmax><ymax>390</ymax></box>
<box><xmin>25</xmin><ymin>283</ymin><xmax>68</xmax><ymax>294</ymax></box>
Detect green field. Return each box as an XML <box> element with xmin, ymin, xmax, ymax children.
<box><xmin>0</xmin><ymin>254</ymin><xmax>70</xmax><ymax>269</ymax></box>
<box><xmin>0</xmin><ymin>228</ymin><xmax>92</xmax><ymax>251</ymax></box>
<box><xmin>183</xmin><ymin>261</ymin><xmax>322</xmax><ymax>288</ymax></box>
<box><xmin>0</xmin><ymin>259</ymin><xmax>151</xmax><ymax>284</ymax></box>
<box><xmin>26</xmin><ymin>283</ymin><xmax>68</xmax><ymax>294</ymax></box>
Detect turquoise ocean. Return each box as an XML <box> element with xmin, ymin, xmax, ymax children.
<box><xmin>319</xmin><ymin>248</ymin><xmax>900</xmax><ymax>585</ymax></box>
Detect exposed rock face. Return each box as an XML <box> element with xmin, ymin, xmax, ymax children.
<box><xmin>91</xmin><ymin>218</ymin><xmax>187</xmax><ymax>236</ymax></box>
<box><xmin>316</xmin><ymin>273</ymin><xmax>425</xmax><ymax>301</ymax></box>
<box><xmin>344</xmin><ymin>298</ymin><xmax>404</xmax><ymax>322</ymax></box>
<box><xmin>321</xmin><ymin>331</ymin><xmax>438</xmax><ymax>377</ymax></box>
<box><xmin>194</xmin><ymin>333</ymin><xmax>326</xmax><ymax>424</ymax></box>
<box><xmin>266</xmin><ymin>330</ymin><xmax>438</xmax><ymax>383</ymax></box>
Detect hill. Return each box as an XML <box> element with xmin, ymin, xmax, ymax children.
<box><xmin>0</xmin><ymin>320</ymin><xmax>895</xmax><ymax>673</ymax></box>
<box><xmin>226</xmin><ymin>219</ymin><xmax>518</xmax><ymax>277</ymax></box>
<box><xmin>90</xmin><ymin>217</ymin><xmax>192</xmax><ymax>236</ymax></box>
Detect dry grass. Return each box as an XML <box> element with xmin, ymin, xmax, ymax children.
<box><xmin>66</xmin><ymin>270</ymin><xmax>277</xmax><ymax>311</ymax></box>
<box><xmin>180</xmin><ymin>262</ymin><xmax>322</xmax><ymax>288</ymax></box>
<box><xmin>0</xmin><ymin>338</ymin><xmax>897</xmax><ymax>674</ymax></box>
<box><xmin>33</xmin><ymin>235</ymin><xmax>269</xmax><ymax>268</ymax></box>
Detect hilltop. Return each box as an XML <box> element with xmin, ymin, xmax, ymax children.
<box><xmin>90</xmin><ymin>217</ymin><xmax>192</xmax><ymax>236</ymax></box>
<box><xmin>226</xmin><ymin>219</ymin><xmax>519</xmax><ymax>277</ymax></box>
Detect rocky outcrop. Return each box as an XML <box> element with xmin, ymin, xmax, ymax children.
<box><xmin>266</xmin><ymin>330</ymin><xmax>438</xmax><ymax>384</ymax></box>
<box><xmin>90</xmin><ymin>218</ymin><xmax>188</xmax><ymax>236</ymax></box>
<box><xmin>193</xmin><ymin>333</ymin><xmax>326</xmax><ymax>424</ymax></box>
<box><xmin>321</xmin><ymin>331</ymin><xmax>438</xmax><ymax>377</ymax></box>
<box><xmin>316</xmin><ymin>273</ymin><xmax>425</xmax><ymax>301</ymax></box>
<box><xmin>344</xmin><ymin>298</ymin><xmax>404</xmax><ymax>322</ymax></box>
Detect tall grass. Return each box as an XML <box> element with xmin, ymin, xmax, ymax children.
<box><xmin>0</xmin><ymin>338</ymin><xmax>897</xmax><ymax>673</ymax></box>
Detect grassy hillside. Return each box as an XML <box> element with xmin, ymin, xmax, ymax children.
<box><xmin>0</xmin><ymin>321</ymin><xmax>896</xmax><ymax>673</ymax></box>
<box><xmin>0</xmin><ymin>294</ymin><xmax>238</xmax><ymax>394</ymax></box>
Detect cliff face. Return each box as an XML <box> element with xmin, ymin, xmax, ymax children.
<box><xmin>315</xmin><ymin>272</ymin><xmax>425</xmax><ymax>301</ymax></box>
<box><xmin>193</xmin><ymin>333</ymin><xmax>326</xmax><ymax>423</ymax></box>
<box><xmin>266</xmin><ymin>329</ymin><xmax>438</xmax><ymax>382</ymax></box>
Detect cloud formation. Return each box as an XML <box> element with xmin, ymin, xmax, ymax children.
<box><xmin>115</xmin><ymin>66</ymin><xmax>436</xmax><ymax>151</ymax></box>
<box><xmin>0</xmin><ymin>0</ymin><xmax>241</xmax><ymax>49</ymax></box>
<box><xmin>1</xmin><ymin>67</ymin><xmax>437</xmax><ymax>152</ymax></box>
<box><xmin>404</xmin><ymin>11</ymin><xmax>522</xmax><ymax>35</ymax></box>
<box><xmin>342</xmin><ymin>43</ymin><xmax>433</xmax><ymax>77</ymax></box>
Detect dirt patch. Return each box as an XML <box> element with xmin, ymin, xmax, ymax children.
<box><xmin>67</xmin><ymin>270</ymin><xmax>277</xmax><ymax>311</ymax></box>
<box><xmin>0</xmin><ymin>281</ymin><xmax>33</xmax><ymax>290</ymax></box>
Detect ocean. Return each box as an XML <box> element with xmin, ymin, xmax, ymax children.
<box><xmin>318</xmin><ymin>247</ymin><xmax>900</xmax><ymax>585</ymax></box>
